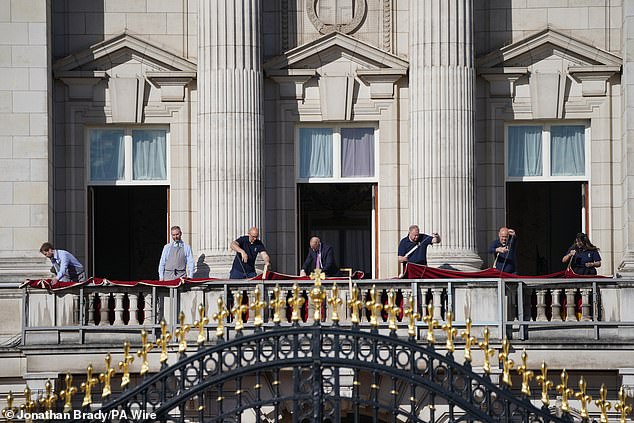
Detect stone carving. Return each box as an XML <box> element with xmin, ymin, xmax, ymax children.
<box><xmin>306</xmin><ymin>0</ymin><xmax>367</xmax><ymax>34</ymax></box>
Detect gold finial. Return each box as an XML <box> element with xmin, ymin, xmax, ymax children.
<box><xmin>40</xmin><ymin>379</ymin><xmax>58</xmax><ymax>411</ymax></box>
<box><xmin>423</xmin><ymin>303</ymin><xmax>439</xmax><ymax>344</ymax></box>
<box><xmin>99</xmin><ymin>353</ymin><xmax>116</xmax><ymax>399</ymax></box>
<box><xmin>616</xmin><ymin>386</ymin><xmax>632</xmax><ymax>423</ymax></box>
<box><xmin>516</xmin><ymin>349</ymin><xmax>534</xmax><ymax>396</ymax></box>
<box><xmin>385</xmin><ymin>289</ymin><xmax>400</xmax><ymax>331</ymax></box>
<box><xmin>459</xmin><ymin>318</ymin><xmax>477</xmax><ymax>363</ymax></box>
<box><xmin>309</xmin><ymin>270</ymin><xmax>327</xmax><ymax>323</ymax></box>
<box><xmin>403</xmin><ymin>295</ymin><xmax>420</xmax><ymax>339</ymax></box>
<box><xmin>118</xmin><ymin>341</ymin><xmax>135</xmax><ymax>389</ymax></box>
<box><xmin>270</xmin><ymin>285</ymin><xmax>286</xmax><ymax>325</ymax></box>
<box><xmin>595</xmin><ymin>384</ymin><xmax>611</xmax><ymax>423</ymax></box>
<box><xmin>250</xmin><ymin>286</ymin><xmax>266</xmax><ymax>327</ymax></box>
<box><xmin>574</xmin><ymin>376</ymin><xmax>592</xmax><ymax>419</ymax></box>
<box><xmin>365</xmin><ymin>285</ymin><xmax>383</xmax><ymax>328</ymax></box>
<box><xmin>80</xmin><ymin>364</ymin><xmax>98</xmax><ymax>408</ymax></box>
<box><xmin>21</xmin><ymin>385</ymin><xmax>37</xmax><ymax>415</ymax></box>
<box><xmin>194</xmin><ymin>304</ymin><xmax>210</xmax><ymax>345</ymax></box>
<box><xmin>230</xmin><ymin>292</ymin><xmax>249</xmax><ymax>330</ymax></box>
<box><xmin>478</xmin><ymin>327</ymin><xmax>496</xmax><ymax>374</ymax></box>
<box><xmin>348</xmin><ymin>283</ymin><xmax>362</xmax><ymax>325</ymax></box>
<box><xmin>535</xmin><ymin>361</ymin><xmax>553</xmax><ymax>407</ymax></box>
<box><xmin>288</xmin><ymin>283</ymin><xmax>305</xmax><ymax>323</ymax></box>
<box><xmin>556</xmin><ymin>369</ymin><xmax>574</xmax><ymax>413</ymax></box>
<box><xmin>136</xmin><ymin>330</ymin><xmax>153</xmax><ymax>376</ymax></box>
<box><xmin>60</xmin><ymin>373</ymin><xmax>77</xmax><ymax>413</ymax></box>
<box><xmin>441</xmin><ymin>311</ymin><xmax>457</xmax><ymax>352</ymax></box>
<box><xmin>174</xmin><ymin>311</ymin><xmax>191</xmax><ymax>354</ymax></box>
<box><xmin>327</xmin><ymin>283</ymin><xmax>343</xmax><ymax>323</ymax></box>
<box><xmin>156</xmin><ymin>320</ymin><xmax>172</xmax><ymax>365</ymax></box>
<box><xmin>498</xmin><ymin>337</ymin><xmax>515</xmax><ymax>387</ymax></box>
<box><xmin>2</xmin><ymin>391</ymin><xmax>18</xmax><ymax>422</ymax></box>
<box><xmin>212</xmin><ymin>298</ymin><xmax>229</xmax><ymax>338</ymax></box>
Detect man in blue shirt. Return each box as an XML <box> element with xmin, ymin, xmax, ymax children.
<box><xmin>489</xmin><ymin>227</ymin><xmax>517</xmax><ymax>273</ymax></box>
<box><xmin>230</xmin><ymin>227</ymin><xmax>271</xmax><ymax>279</ymax></box>
<box><xmin>158</xmin><ymin>226</ymin><xmax>195</xmax><ymax>280</ymax></box>
<box><xmin>39</xmin><ymin>242</ymin><xmax>85</xmax><ymax>284</ymax></box>
<box><xmin>398</xmin><ymin>225</ymin><xmax>441</xmax><ymax>266</ymax></box>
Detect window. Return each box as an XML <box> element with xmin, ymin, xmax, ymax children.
<box><xmin>88</xmin><ymin>128</ymin><xmax>168</xmax><ymax>184</ymax></box>
<box><xmin>506</xmin><ymin>124</ymin><xmax>588</xmax><ymax>181</ymax></box>
<box><xmin>298</xmin><ymin>126</ymin><xmax>377</xmax><ymax>181</ymax></box>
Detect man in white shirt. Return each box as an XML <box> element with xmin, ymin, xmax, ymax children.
<box><xmin>158</xmin><ymin>226</ymin><xmax>195</xmax><ymax>280</ymax></box>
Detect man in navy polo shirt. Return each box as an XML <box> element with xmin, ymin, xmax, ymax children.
<box><xmin>398</xmin><ymin>225</ymin><xmax>441</xmax><ymax>266</ymax></box>
<box><xmin>229</xmin><ymin>227</ymin><xmax>271</xmax><ymax>279</ymax></box>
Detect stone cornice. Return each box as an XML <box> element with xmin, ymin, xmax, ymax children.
<box><xmin>53</xmin><ymin>32</ymin><xmax>197</xmax><ymax>73</ymax></box>
<box><xmin>477</xmin><ymin>27</ymin><xmax>622</xmax><ymax>69</ymax></box>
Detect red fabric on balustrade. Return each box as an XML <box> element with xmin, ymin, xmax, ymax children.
<box><xmin>401</xmin><ymin>262</ymin><xmax>611</xmax><ymax>279</ymax></box>
<box><xmin>20</xmin><ymin>270</ymin><xmax>366</xmax><ymax>292</ymax></box>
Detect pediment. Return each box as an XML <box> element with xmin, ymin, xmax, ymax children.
<box><xmin>477</xmin><ymin>28</ymin><xmax>622</xmax><ymax>69</ymax></box>
<box><xmin>53</xmin><ymin>32</ymin><xmax>197</xmax><ymax>74</ymax></box>
<box><xmin>264</xmin><ymin>31</ymin><xmax>409</xmax><ymax>73</ymax></box>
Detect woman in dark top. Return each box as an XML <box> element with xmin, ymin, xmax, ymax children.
<box><xmin>561</xmin><ymin>232</ymin><xmax>601</xmax><ymax>275</ymax></box>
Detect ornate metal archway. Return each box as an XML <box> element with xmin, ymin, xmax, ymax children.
<box><xmin>84</xmin><ymin>325</ymin><xmax>571</xmax><ymax>423</ymax></box>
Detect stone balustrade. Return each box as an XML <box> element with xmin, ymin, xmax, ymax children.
<box><xmin>20</xmin><ymin>278</ymin><xmax>629</xmax><ymax>346</ymax></box>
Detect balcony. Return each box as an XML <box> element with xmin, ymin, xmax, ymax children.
<box><xmin>19</xmin><ymin>276</ymin><xmax>632</xmax><ymax>346</ymax></box>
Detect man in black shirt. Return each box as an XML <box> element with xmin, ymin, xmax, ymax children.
<box><xmin>229</xmin><ymin>227</ymin><xmax>271</xmax><ymax>279</ymax></box>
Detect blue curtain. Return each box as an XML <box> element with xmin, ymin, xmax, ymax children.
<box><xmin>90</xmin><ymin>129</ymin><xmax>124</xmax><ymax>181</ymax></box>
<box><xmin>341</xmin><ymin>128</ymin><xmax>374</xmax><ymax>177</ymax></box>
<box><xmin>133</xmin><ymin>130</ymin><xmax>167</xmax><ymax>180</ymax></box>
<box><xmin>551</xmin><ymin>125</ymin><xmax>585</xmax><ymax>176</ymax></box>
<box><xmin>508</xmin><ymin>126</ymin><xmax>543</xmax><ymax>177</ymax></box>
<box><xmin>300</xmin><ymin>128</ymin><xmax>333</xmax><ymax>178</ymax></box>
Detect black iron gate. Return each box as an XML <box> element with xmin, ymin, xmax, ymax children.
<box><xmin>83</xmin><ymin>325</ymin><xmax>569</xmax><ymax>423</ymax></box>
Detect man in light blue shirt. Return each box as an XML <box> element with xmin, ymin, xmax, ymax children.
<box><xmin>39</xmin><ymin>242</ymin><xmax>85</xmax><ymax>284</ymax></box>
<box><xmin>158</xmin><ymin>226</ymin><xmax>195</xmax><ymax>280</ymax></box>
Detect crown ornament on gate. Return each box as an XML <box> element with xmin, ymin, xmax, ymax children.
<box><xmin>250</xmin><ymin>286</ymin><xmax>266</xmax><ymax>328</ymax></box>
<box><xmin>328</xmin><ymin>282</ymin><xmax>343</xmax><ymax>324</ymax></box>
<box><xmin>270</xmin><ymin>285</ymin><xmax>286</xmax><ymax>325</ymax></box>
<box><xmin>517</xmin><ymin>349</ymin><xmax>534</xmax><ymax>397</ymax></box>
<box><xmin>385</xmin><ymin>288</ymin><xmax>400</xmax><ymax>333</ymax></box>
<box><xmin>366</xmin><ymin>285</ymin><xmax>383</xmax><ymax>329</ymax></box>
<box><xmin>194</xmin><ymin>304</ymin><xmax>210</xmax><ymax>345</ymax></box>
<box><xmin>348</xmin><ymin>283</ymin><xmax>362</xmax><ymax>325</ymax></box>
<box><xmin>309</xmin><ymin>270</ymin><xmax>327</xmax><ymax>324</ymax></box>
<box><xmin>536</xmin><ymin>361</ymin><xmax>553</xmax><ymax>407</ymax></box>
<box><xmin>2</xmin><ymin>391</ymin><xmax>18</xmax><ymax>422</ymax></box>
<box><xmin>403</xmin><ymin>295</ymin><xmax>420</xmax><ymax>339</ymax></box>
<box><xmin>478</xmin><ymin>327</ymin><xmax>496</xmax><ymax>374</ymax></box>
<box><xmin>459</xmin><ymin>318</ymin><xmax>477</xmax><ymax>363</ymax></box>
<box><xmin>441</xmin><ymin>311</ymin><xmax>457</xmax><ymax>353</ymax></box>
<box><xmin>137</xmin><ymin>330</ymin><xmax>153</xmax><ymax>376</ymax></box>
<box><xmin>575</xmin><ymin>376</ymin><xmax>593</xmax><ymax>420</ymax></box>
<box><xmin>81</xmin><ymin>364</ymin><xmax>99</xmax><ymax>408</ymax></box>
<box><xmin>40</xmin><ymin>379</ymin><xmax>58</xmax><ymax>412</ymax></box>
<box><xmin>230</xmin><ymin>292</ymin><xmax>248</xmax><ymax>332</ymax></box>
<box><xmin>423</xmin><ymin>303</ymin><xmax>439</xmax><ymax>345</ymax></box>
<box><xmin>616</xmin><ymin>386</ymin><xmax>632</xmax><ymax>423</ymax></box>
<box><xmin>156</xmin><ymin>320</ymin><xmax>172</xmax><ymax>366</ymax></box>
<box><xmin>556</xmin><ymin>369</ymin><xmax>574</xmax><ymax>413</ymax></box>
<box><xmin>174</xmin><ymin>311</ymin><xmax>191</xmax><ymax>355</ymax></box>
<box><xmin>288</xmin><ymin>283</ymin><xmax>305</xmax><ymax>324</ymax></box>
<box><xmin>60</xmin><ymin>373</ymin><xmax>77</xmax><ymax>413</ymax></box>
<box><xmin>21</xmin><ymin>385</ymin><xmax>36</xmax><ymax>416</ymax></box>
<box><xmin>99</xmin><ymin>353</ymin><xmax>116</xmax><ymax>399</ymax></box>
<box><xmin>596</xmin><ymin>384</ymin><xmax>612</xmax><ymax>423</ymax></box>
<box><xmin>212</xmin><ymin>298</ymin><xmax>229</xmax><ymax>338</ymax></box>
<box><xmin>498</xmin><ymin>337</ymin><xmax>515</xmax><ymax>388</ymax></box>
<box><xmin>118</xmin><ymin>341</ymin><xmax>135</xmax><ymax>389</ymax></box>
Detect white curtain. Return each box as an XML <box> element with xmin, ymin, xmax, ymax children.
<box><xmin>300</xmin><ymin>128</ymin><xmax>333</xmax><ymax>178</ymax></box>
<box><xmin>508</xmin><ymin>126</ymin><xmax>543</xmax><ymax>177</ymax></box>
<box><xmin>133</xmin><ymin>130</ymin><xmax>167</xmax><ymax>180</ymax></box>
<box><xmin>341</xmin><ymin>128</ymin><xmax>374</xmax><ymax>177</ymax></box>
<box><xmin>551</xmin><ymin>125</ymin><xmax>585</xmax><ymax>176</ymax></box>
<box><xmin>90</xmin><ymin>129</ymin><xmax>124</xmax><ymax>181</ymax></box>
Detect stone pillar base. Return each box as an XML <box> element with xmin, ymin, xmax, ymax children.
<box><xmin>427</xmin><ymin>250</ymin><xmax>483</xmax><ymax>272</ymax></box>
<box><xmin>194</xmin><ymin>254</ymin><xmax>234</xmax><ymax>279</ymax></box>
<box><xmin>617</xmin><ymin>253</ymin><xmax>634</xmax><ymax>277</ymax></box>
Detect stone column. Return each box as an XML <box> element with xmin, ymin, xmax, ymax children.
<box><xmin>198</xmin><ymin>0</ymin><xmax>263</xmax><ymax>276</ymax></box>
<box><xmin>409</xmin><ymin>0</ymin><xmax>482</xmax><ymax>270</ymax></box>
